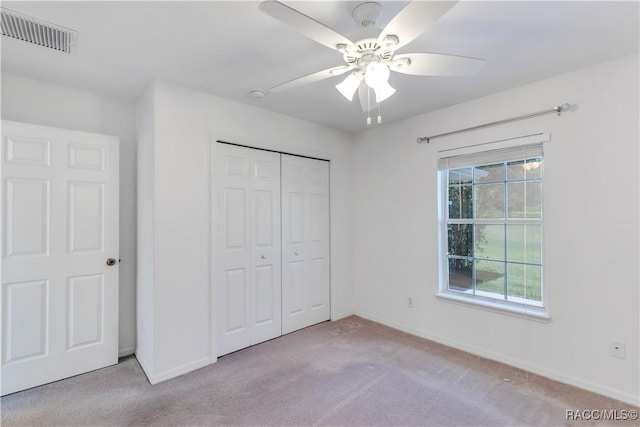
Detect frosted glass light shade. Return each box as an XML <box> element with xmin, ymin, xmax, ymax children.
<box><xmin>364</xmin><ymin>62</ymin><xmax>395</xmax><ymax>102</ymax></box>
<box><xmin>335</xmin><ymin>73</ymin><xmax>361</xmax><ymax>101</ymax></box>
<box><xmin>373</xmin><ymin>80</ymin><xmax>396</xmax><ymax>102</ymax></box>
<box><xmin>364</xmin><ymin>62</ymin><xmax>390</xmax><ymax>88</ymax></box>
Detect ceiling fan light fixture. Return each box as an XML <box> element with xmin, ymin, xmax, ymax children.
<box><xmin>335</xmin><ymin>72</ymin><xmax>361</xmax><ymax>101</ymax></box>
<box><xmin>364</xmin><ymin>62</ymin><xmax>390</xmax><ymax>88</ymax></box>
<box><xmin>364</xmin><ymin>62</ymin><xmax>395</xmax><ymax>102</ymax></box>
<box><xmin>373</xmin><ymin>81</ymin><xmax>396</xmax><ymax>103</ymax></box>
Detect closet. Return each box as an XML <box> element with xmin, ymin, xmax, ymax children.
<box><xmin>214</xmin><ymin>143</ymin><xmax>330</xmax><ymax>357</ymax></box>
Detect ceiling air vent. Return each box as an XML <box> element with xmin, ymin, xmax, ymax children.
<box><xmin>1</xmin><ymin>7</ymin><xmax>77</xmax><ymax>54</ymax></box>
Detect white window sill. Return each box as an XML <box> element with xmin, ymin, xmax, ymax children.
<box><xmin>437</xmin><ymin>291</ymin><xmax>551</xmax><ymax>322</ymax></box>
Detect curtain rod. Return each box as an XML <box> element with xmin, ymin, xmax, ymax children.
<box><xmin>417</xmin><ymin>103</ymin><xmax>571</xmax><ymax>144</ymax></box>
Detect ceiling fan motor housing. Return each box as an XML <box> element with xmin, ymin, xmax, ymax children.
<box><xmin>341</xmin><ymin>38</ymin><xmax>396</xmax><ymax>70</ymax></box>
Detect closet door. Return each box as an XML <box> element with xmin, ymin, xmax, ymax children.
<box><xmin>215</xmin><ymin>144</ymin><xmax>281</xmax><ymax>356</ymax></box>
<box><xmin>281</xmin><ymin>155</ymin><xmax>330</xmax><ymax>334</ymax></box>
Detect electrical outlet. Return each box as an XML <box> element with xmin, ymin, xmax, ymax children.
<box><xmin>408</xmin><ymin>297</ymin><xmax>414</xmax><ymax>308</ymax></box>
<box><xmin>609</xmin><ymin>340</ymin><xmax>626</xmax><ymax>359</ymax></box>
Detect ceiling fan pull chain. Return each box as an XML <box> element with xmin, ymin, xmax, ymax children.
<box><xmin>377</xmin><ymin>103</ymin><xmax>382</xmax><ymax>124</ymax></box>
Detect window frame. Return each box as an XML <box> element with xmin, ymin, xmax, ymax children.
<box><xmin>436</xmin><ymin>135</ymin><xmax>550</xmax><ymax>320</ymax></box>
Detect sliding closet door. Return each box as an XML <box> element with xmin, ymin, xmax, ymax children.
<box><xmin>281</xmin><ymin>155</ymin><xmax>330</xmax><ymax>334</ymax></box>
<box><xmin>215</xmin><ymin>143</ymin><xmax>281</xmax><ymax>356</ymax></box>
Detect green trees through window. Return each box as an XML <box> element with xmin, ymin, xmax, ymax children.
<box><xmin>445</xmin><ymin>157</ymin><xmax>543</xmax><ymax>305</ymax></box>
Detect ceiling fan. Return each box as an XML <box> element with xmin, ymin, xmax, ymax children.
<box><xmin>258</xmin><ymin>1</ymin><xmax>485</xmax><ymax>122</ymax></box>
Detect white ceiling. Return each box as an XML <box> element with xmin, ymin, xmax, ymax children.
<box><xmin>2</xmin><ymin>1</ymin><xmax>638</xmax><ymax>133</ymax></box>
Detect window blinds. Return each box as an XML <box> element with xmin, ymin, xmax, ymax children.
<box><xmin>437</xmin><ymin>133</ymin><xmax>549</xmax><ymax>170</ymax></box>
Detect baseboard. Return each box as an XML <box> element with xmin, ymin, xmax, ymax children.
<box><xmin>331</xmin><ymin>311</ymin><xmax>354</xmax><ymax>321</ymax></box>
<box><xmin>354</xmin><ymin>311</ymin><xmax>639</xmax><ymax>407</ymax></box>
<box><xmin>144</xmin><ymin>357</ymin><xmax>211</xmax><ymax>385</ymax></box>
<box><xmin>118</xmin><ymin>346</ymin><xmax>135</xmax><ymax>358</ymax></box>
<box><xmin>134</xmin><ymin>349</ymin><xmax>152</xmax><ymax>384</ymax></box>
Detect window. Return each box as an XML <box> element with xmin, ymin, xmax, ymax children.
<box><xmin>438</xmin><ymin>138</ymin><xmax>547</xmax><ymax>317</ymax></box>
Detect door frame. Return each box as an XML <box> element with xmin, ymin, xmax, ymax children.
<box><xmin>209</xmin><ymin>136</ymin><xmax>333</xmax><ymax>363</ymax></box>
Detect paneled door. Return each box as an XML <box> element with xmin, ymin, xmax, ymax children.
<box><xmin>281</xmin><ymin>155</ymin><xmax>330</xmax><ymax>334</ymax></box>
<box><xmin>1</xmin><ymin>121</ymin><xmax>119</xmax><ymax>395</ymax></box>
<box><xmin>214</xmin><ymin>143</ymin><xmax>281</xmax><ymax>356</ymax></box>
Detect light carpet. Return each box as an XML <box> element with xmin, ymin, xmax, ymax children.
<box><xmin>1</xmin><ymin>316</ymin><xmax>637</xmax><ymax>426</ymax></box>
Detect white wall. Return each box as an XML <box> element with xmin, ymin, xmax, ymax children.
<box><xmin>137</xmin><ymin>80</ymin><xmax>354</xmax><ymax>382</ymax></box>
<box><xmin>134</xmin><ymin>82</ymin><xmax>155</xmax><ymax>373</ymax></box>
<box><xmin>351</xmin><ymin>54</ymin><xmax>640</xmax><ymax>405</ymax></box>
<box><xmin>1</xmin><ymin>73</ymin><xmax>138</xmax><ymax>357</ymax></box>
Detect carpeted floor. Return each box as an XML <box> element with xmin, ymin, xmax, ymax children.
<box><xmin>1</xmin><ymin>316</ymin><xmax>637</xmax><ymax>426</ymax></box>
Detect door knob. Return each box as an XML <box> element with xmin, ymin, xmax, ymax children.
<box><xmin>261</xmin><ymin>255</ymin><xmax>266</xmax><ymax>260</ymax></box>
<box><xmin>106</xmin><ymin>258</ymin><xmax>117</xmax><ymax>266</ymax></box>
<box><xmin>294</xmin><ymin>251</ymin><xmax>300</xmax><ymax>256</ymax></box>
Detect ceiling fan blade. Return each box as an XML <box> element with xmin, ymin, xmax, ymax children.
<box><xmin>390</xmin><ymin>53</ymin><xmax>485</xmax><ymax>76</ymax></box>
<box><xmin>269</xmin><ymin>65</ymin><xmax>355</xmax><ymax>93</ymax></box>
<box><xmin>260</xmin><ymin>1</ymin><xmax>356</xmax><ymax>52</ymax></box>
<box><xmin>357</xmin><ymin>83</ymin><xmax>378</xmax><ymax>112</ymax></box>
<box><xmin>378</xmin><ymin>1</ymin><xmax>457</xmax><ymax>50</ymax></box>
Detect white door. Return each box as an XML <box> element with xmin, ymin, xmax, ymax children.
<box><xmin>281</xmin><ymin>155</ymin><xmax>330</xmax><ymax>334</ymax></box>
<box><xmin>215</xmin><ymin>143</ymin><xmax>281</xmax><ymax>356</ymax></box>
<box><xmin>1</xmin><ymin>121</ymin><xmax>119</xmax><ymax>395</ymax></box>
